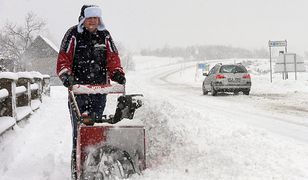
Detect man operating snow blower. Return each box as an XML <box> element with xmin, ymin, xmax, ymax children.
<box><xmin>56</xmin><ymin>5</ymin><xmax>126</xmax><ymax>179</ymax></box>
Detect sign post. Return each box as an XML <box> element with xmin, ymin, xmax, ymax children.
<box><xmin>268</xmin><ymin>40</ymin><xmax>287</xmax><ymax>82</ymax></box>
<box><xmin>274</xmin><ymin>53</ymin><xmax>305</xmax><ymax>80</ymax></box>
<box><xmin>195</xmin><ymin>63</ymin><xmax>209</xmax><ymax>81</ymax></box>
<box><xmin>269</xmin><ymin>45</ymin><xmax>272</xmax><ymax>83</ymax></box>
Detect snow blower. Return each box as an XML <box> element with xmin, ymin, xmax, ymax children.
<box><xmin>69</xmin><ymin>84</ymin><xmax>145</xmax><ymax>180</ymax></box>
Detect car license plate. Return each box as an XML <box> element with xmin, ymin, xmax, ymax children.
<box><xmin>228</xmin><ymin>78</ymin><xmax>240</xmax><ymax>82</ymax></box>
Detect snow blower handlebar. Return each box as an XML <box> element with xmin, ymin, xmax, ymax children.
<box><xmin>68</xmin><ymin>84</ymin><xmax>142</xmax><ymax>125</ymax></box>
<box><xmin>71</xmin><ymin>84</ymin><xmax>125</xmax><ymax>95</ymax></box>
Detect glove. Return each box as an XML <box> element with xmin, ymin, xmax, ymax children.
<box><xmin>112</xmin><ymin>71</ymin><xmax>126</xmax><ymax>85</ymax></box>
<box><xmin>60</xmin><ymin>73</ymin><xmax>73</xmax><ymax>88</ymax></box>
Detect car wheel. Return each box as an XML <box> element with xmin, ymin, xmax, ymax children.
<box><xmin>211</xmin><ymin>85</ymin><xmax>217</xmax><ymax>96</ymax></box>
<box><xmin>202</xmin><ymin>83</ymin><xmax>208</xmax><ymax>95</ymax></box>
<box><xmin>203</xmin><ymin>90</ymin><xmax>208</xmax><ymax>95</ymax></box>
<box><xmin>243</xmin><ymin>90</ymin><xmax>250</xmax><ymax>95</ymax></box>
<box><xmin>202</xmin><ymin>86</ymin><xmax>208</xmax><ymax>95</ymax></box>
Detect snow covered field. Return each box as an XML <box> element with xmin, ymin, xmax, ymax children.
<box><xmin>1</xmin><ymin>56</ymin><xmax>308</xmax><ymax>179</ymax></box>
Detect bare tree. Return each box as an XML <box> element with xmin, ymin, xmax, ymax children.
<box><xmin>0</xmin><ymin>12</ymin><xmax>46</xmax><ymax>71</ymax></box>
<box><xmin>116</xmin><ymin>42</ymin><xmax>135</xmax><ymax>71</ymax></box>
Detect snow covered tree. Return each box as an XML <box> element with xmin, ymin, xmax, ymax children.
<box><xmin>0</xmin><ymin>12</ymin><xmax>46</xmax><ymax>71</ymax></box>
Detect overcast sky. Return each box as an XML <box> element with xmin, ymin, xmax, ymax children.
<box><xmin>1</xmin><ymin>0</ymin><xmax>308</xmax><ymax>54</ymax></box>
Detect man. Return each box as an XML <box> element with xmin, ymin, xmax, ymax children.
<box><xmin>56</xmin><ymin>5</ymin><xmax>125</xmax><ymax>179</ymax></box>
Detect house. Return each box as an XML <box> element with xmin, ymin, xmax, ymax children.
<box><xmin>22</xmin><ymin>35</ymin><xmax>61</xmax><ymax>85</ymax></box>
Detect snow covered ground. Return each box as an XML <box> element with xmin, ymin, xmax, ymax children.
<box><xmin>1</xmin><ymin>56</ymin><xmax>308</xmax><ymax>179</ymax></box>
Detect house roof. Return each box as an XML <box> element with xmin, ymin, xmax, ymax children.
<box><xmin>23</xmin><ymin>35</ymin><xmax>59</xmax><ymax>59</ymax></box>
<box><xmin>39</xmin><ymin>35</ymin><xmax>59</xmax><ymax>53</ymax></box>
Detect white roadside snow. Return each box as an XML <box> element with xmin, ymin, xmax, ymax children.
<box><xmin>128</xmin><ymin>56</ymin><xmax>308</xmax><ymax>180</ymax></box>
<box><xmin>0</xmin><ymin>56</ymin><xmax>308</xmax><ymax>180</ymax></box>
<box><xmin>0</xmin><ymin>117</ymin><xmax>15</xmax><ymax>135</ymax></box>
<box><xmin>0</xmin><ymin>89</ymin><xmax>72</xmax><ymax>180</ymax></box>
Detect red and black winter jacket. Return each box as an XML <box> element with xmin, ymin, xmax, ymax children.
<box><xmin>56</xmin><ymin>25</ymin><xmax>124</xmax><ymax>85</ymax></box>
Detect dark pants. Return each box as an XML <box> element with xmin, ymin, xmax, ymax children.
<box><xmin>68</xmin><ymin>94</ymin><xmax>107</xmax><ymax>179</ymax></box>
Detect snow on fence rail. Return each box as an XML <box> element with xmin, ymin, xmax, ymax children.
<box><xmin>0</xmin><ymin>89</ymin><xmax>9</xmax><ymax>100</ymax></box>
<box><xmin>0</xmin><ymin>71</ymin><xmax>50</xmax><ymax>135</ymax></box>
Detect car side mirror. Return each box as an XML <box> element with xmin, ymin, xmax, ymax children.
<box><xmin>203</xmin><ymin>72</ymin><xmax>208</xmax><ymax>76</ymax></box>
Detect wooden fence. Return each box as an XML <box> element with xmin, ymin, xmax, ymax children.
<box><xmin>0</xmin><ymin>71</ymin><xmax>50</xmax><ymax>135</ymax></box>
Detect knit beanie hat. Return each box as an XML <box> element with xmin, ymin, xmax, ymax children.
<box><xmin>77</xmin><ymin>5</ymin><xmax>106</xmax><ymax>33</ymax></box>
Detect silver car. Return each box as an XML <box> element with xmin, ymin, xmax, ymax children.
<box><xmin>202</xmin><ymin>63</ymin><xmax>251</xmax><ymax>96</ymax></box>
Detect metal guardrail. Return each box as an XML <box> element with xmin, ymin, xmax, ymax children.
<box><xmin>0</xmin><ymin>71</ymin><xmax>50</xmax><ymax>135</ymax></box>
<box><xmin>15</xmin><ymin>86</ymin><xmax>27</xmax><ymax>97</ymax></box>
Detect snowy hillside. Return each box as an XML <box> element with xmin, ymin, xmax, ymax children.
<box><xmin>1</xmin><ymin>56</ymin><xmax>308</xmax><ymax>179</ymax></box>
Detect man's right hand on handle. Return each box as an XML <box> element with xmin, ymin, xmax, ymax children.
<box><xmin>60</xmin><ymin>73</ymin><xmax>74</xmax><ymax>88</ymax></box>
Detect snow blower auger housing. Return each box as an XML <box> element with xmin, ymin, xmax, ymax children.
<box><xmin>69</xmin><ymin>84</ymin><xmax>146</xmax><ymax>180</ymax></box>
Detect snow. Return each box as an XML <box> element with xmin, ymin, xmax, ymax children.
<box><xmin>30</xmin><ymin>83</ymin><xmax>39</xmax><ymax>91</ymax></box>
<box><xmin>31</xmin><ymin>99</ymin><xmax>41</xmax><ymax>111</ymax></box>
<box><xmin>40</xmin><ymin>35</ymin><xmax>60</xmax><ymax>53</ymax></box>
<box><xmin>71</xmin><ymin>84</ymin><xmax>125</xmax><ymax>94</ymax></box>
<box><xmin>16</xmin><ymin>106</ymin><xmax>32</xmax><ymax>121</ymax></box>
<box><xmin>1</xmin><ymin>56</ymin><xmax>308</xmax><ymax>179</ymax></box>
<box><xmin>30</xmin><ymin>71</ymin><xmax>43</xmax><ymax>80</ymax></box>
<box><xmin>15</xmin><ymin>86</ymin><xmax>27</xmax><ymax>95</ymax></box>
<box><xmin>17</xmin><ymin>72</ymin><xmax>33</xmax><ymax>79</ymax></box>
<box><xmin>42</xmin><ymin>74</ymin><xmax>50</xmax><ymax>79</ymax></box>
<box><xmin>0</xmin><ymin>88</ymin><xmax>9</xmax><ymax>99</ymax></box>
<box><xmin>128</xmin><ymin>56</ymin><xmax>308</xmax><ymax>179</ymax></box>
<box><xmin>0</xmin><ymin>72</ymin><xmax>18</xmax><ymax>81</ymax></box>
<box><xmin>0</xmin><ymin>117</ymin><xmax>15</xmax><ymax>135</ymax></box>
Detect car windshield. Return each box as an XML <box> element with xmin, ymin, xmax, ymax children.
<box><xmin>219</xmin><ymin>65</ymin><xmax>247</xmax><ymax>73</ymax></box>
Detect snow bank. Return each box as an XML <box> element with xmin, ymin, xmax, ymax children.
<box><xmin>31</xmin><ymin>99</ymin><xmax>41</xmax><ymax>111</ymax></box>
<box><xmin>128</xmin><ymin>56</ymin><xmax>308</xmax><ymax>179</ymax></box>
<box><xmin>0</xmin><ymin>117</ymin><xmax>15</xmax><ymax>135</ymax></box>
<box><xmin>130</xmin><ymin>82</ymin><xmax>308</xmax><ymax>180</ymax></box>
<box><xmin>0</xmin><ymin>87</ymin><xmax>71</xmax><ymax>179</ymax></box>
<box><xmin>16</xmin><ymin>106</ymin><xmax>32</xmax><ymax>121</ymax></box>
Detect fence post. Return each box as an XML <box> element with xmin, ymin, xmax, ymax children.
<box><xmin>42</xmin><ymin>75</ymin><xmax>51</xmax><ymax>97</ymax></box>
<box><xmin>0</xmin><ymin>74</ymin><xmax>17</xmax><ymax>119</ymax></box>
<box><xmin>16</xmin><ymin>77</ymin><xmax>32</xmax><ymax>108</ymax></box>
<box><xmin>30</xmin><ymin>72</ymin><xmax>43</xmax><ymax>102</ymax></box>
